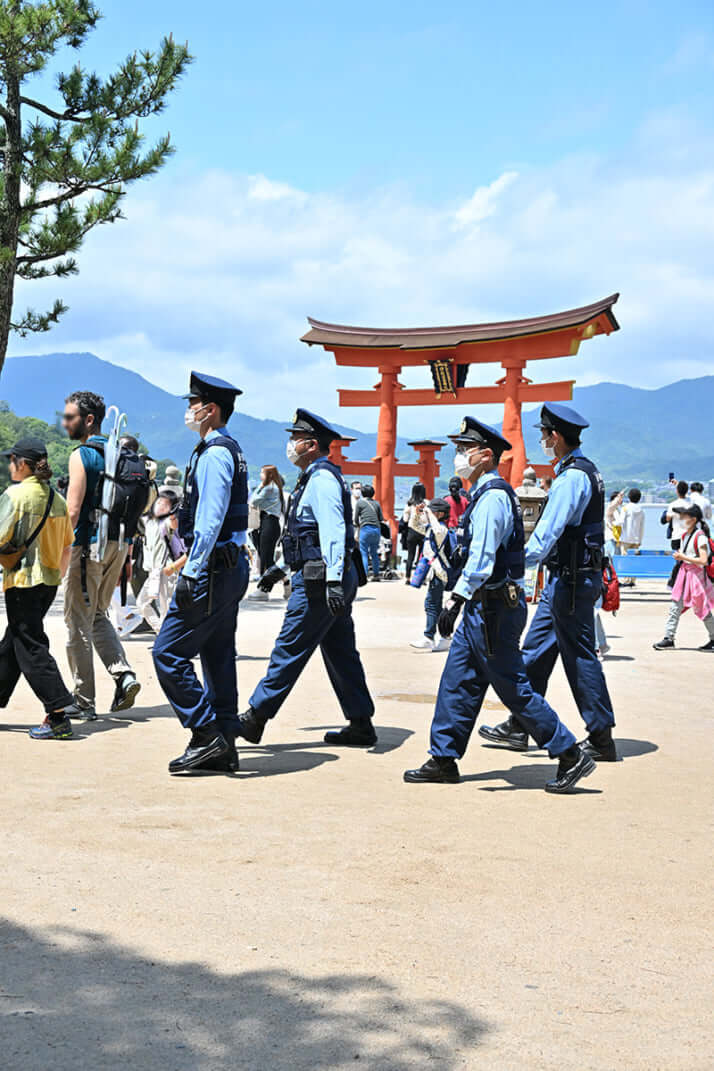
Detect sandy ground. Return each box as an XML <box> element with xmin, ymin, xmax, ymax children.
<box><xmin>0</xmin><ymin>577</ymin><xmax>711</xmax><ymax>1070</ymax></box>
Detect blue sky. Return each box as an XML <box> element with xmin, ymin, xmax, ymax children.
<box><xmin>11</xmin><ymin>0</ymin><xmax>714</xmax><ymax>435</ymax></box>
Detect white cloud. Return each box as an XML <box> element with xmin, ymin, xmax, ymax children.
<box><xmin>9</xmin><ymin>114</ymin><xmax>714</xmax><ymax>437</ymax></box>
<box><xmin>452</xmin><ymin>171</ymin><xmax>519</xmax><ymax>229</ymax></box>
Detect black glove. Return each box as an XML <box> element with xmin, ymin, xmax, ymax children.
<box><xmin>257</xmin><ymin>564</ymin><xmax>287</xmax><ymax>593</ymax></box>
<box><xmin>326</xmin><ymin>580</ymin><xmax>346</xmax><ymax>617</ymax></box>
<box><xmin>175</xmin><ymin>573</ymin><xmax>197</xmax><ymax>611</ymax></box>
<box><xmin>437</xmin><ymin>594</ymin><xmax>465</xmax><ymax>638</ymax></box>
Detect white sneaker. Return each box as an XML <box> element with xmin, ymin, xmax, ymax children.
<box><xmin>410</xmin><ymin>637</ymin><xmax>434</xmax><ymax>651</ymax></box>
<box><xmin>432</xmin><ymin>636</ymin><xmax>451</xmax><ymax>652</ymax></box>
<box><xmin>247</xmin><ymin>590</ymin><xmax>269</xmax><ymax>601</ymax></box>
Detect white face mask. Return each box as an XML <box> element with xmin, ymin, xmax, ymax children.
<box><xmin>184</xmin><ymin>404</ymin><xmax>209</xmax><ymax>433</ymax></box>
<box><xmin>541</xmin><ymin>435</ymin><xmax>556</xmax><ymax>460</ymax></box>
<box><xmin>287</xmin><ymin>439</ymin><xmax>312</xmax><ymax>466</ymax></box>
<box><xmin>454</xmin><ymin>451</ymin><xmax>477</xmax><ymax>479</ymax></box>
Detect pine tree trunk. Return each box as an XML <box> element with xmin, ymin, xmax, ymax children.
<box><xmin>0</xmin><ymin>69</ymin><xmax>21</xmax><ymax>377</ymax></box>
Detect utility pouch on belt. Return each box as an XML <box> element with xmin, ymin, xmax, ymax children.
<box><xmin>303</xmin><ymin>559</ymin><xmax>327</xmax><ymax>601</ymax></box>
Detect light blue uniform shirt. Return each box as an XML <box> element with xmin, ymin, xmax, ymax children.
<box><xmin>250</xmin><ymin>482</ymin><xmax>283</xmax><ymax>518</ymax></box>
<box><xmin>525</xmin><ymin>448</ymin><xmax>593</xmax><ymax>567</ymax></box>
<box><xmin>453</xmin><ymin>471</ymin><xmax>523</xmax><ymax>601</ymax></box>
<box><xmin>184</xmin><ymin>426</ymin><xmax>246</xmax><ymax>580</ymax></box>
<box><xmin>296</xmin><ymin>462</ymin><xmax>346</xmax><ymax>582</ymax></box>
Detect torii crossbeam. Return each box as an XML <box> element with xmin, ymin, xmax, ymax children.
<box><xmin>301</xmin><ymin>294</ymin><xmax>620</xmax><ymax>534</ymax></box>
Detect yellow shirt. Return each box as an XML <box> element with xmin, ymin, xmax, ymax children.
<box><xmin>0</xmin><ymin>476</ymin><xmax>74</xmax><ymax>591</ymax></box>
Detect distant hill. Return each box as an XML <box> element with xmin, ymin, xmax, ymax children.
<box><xmin>522</xmin><ymin>378</ymin><xmax>714</xmax><ymax>483</ymax></box>
<box><xmin>2</xmin><ymin>353</ymin><xmax>713</xmax><ymax>487</ymax></box>
<box><xmin>0</xmin><ymin>353</ymin><xmax>417</xmax><ymax>479</ymax></box>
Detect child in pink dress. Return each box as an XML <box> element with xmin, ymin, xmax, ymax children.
<box><xmin>653</xmin><ymin>504</ymin><xmax>714</xmax><ymax>651</ymax></box>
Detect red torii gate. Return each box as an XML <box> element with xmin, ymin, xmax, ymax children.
<box><xmin>302</xmin><ymin>294</ymin><xmax>620</xmax><ymax>534</ymax></box>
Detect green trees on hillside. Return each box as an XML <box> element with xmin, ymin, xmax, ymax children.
<box><xmin>0</xmin><ymin>1</ymin><xmax>192</xmax><ymax>376</ymax></box>
<box><xmin>0</xmin><ymin>401</ymin><xmax>174</xmax><ymax>491</ymax></box>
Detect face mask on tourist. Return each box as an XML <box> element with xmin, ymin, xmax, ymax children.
<box><xmin>541</xmin><ymin>435</ymin><xmax>556</xmax><ymax>460</ymax></box>
<box><xmin>184</xmin><ymin>404</ymin><xmax>209</xmax><ymax>433</ymax></box>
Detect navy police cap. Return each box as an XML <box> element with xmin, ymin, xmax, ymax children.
<box><xmin>182</xmin><ymin>371</ymin><xmax>243</xmax><ymax>401</ymax></box>
<box><xmin>286</xmin><ymin>408</ymin><xmax>341</xmax><ymax>442</ymax></box>
<box><xmin>449</xmin><ymin>415</ymin><xmax>511</xmax><ymax>454</ymax></box>
<box><xmin>535</xmin><ymin>403</ymin><xmax>589</xmax><ymax>436</ymax></box>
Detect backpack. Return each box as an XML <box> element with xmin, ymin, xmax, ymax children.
<box><xmin>693</xmin><ymin>530</ymin><xmax>714</xmax><ymax>582</ymax></box>
<box><xmin>89</xmin><ymin>443</ymin><xmax>152</xmax><ymax>545</ymax></box>
<box><xmin>601</xmin><ymin>558</ymin><xmax>620</xmax><ymax>613</ymax></box>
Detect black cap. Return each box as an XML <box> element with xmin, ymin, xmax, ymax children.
<box><xmin>0</xmin><ymin>436</ymin><xmax>47</xmax><ymax>462</ymax></box>
<box><xmin>535</xmin><ymin>403</ymin><xmax>589</xmax><ymax>440</ymax></box>
<box><xmin>449</xmin><ymin>416</ymin><xmax>511</xmax><ymax>454</ymax></box>
<box><xmin>182</xmin><ymin>371</ymin><xmax>243</xmax><ymax>407</ymax></box>
<box><xmin>428</xmin><ymin>498</ymin><xmax>450</xmax><ymax>514</ymax></box>
<box><xmin>285</xmin><ymin>408</ymin><xmax>340</xmax><ymax>442</ymax></box>
<box><xmin>673</xmin><ymin>504</ymin><xmax>703</xmax><ymax>521</ymax></box>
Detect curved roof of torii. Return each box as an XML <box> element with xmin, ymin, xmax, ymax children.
<box><xmin>301</xmin><ymin>293</ymin><xmax>619</xmax><ymax>350</ymax></box>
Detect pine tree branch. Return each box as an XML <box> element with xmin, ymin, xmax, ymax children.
<box><xmin>19</xmin><ymin>95</ymin><xmax>92</xmax><ymax>123</ymax></box>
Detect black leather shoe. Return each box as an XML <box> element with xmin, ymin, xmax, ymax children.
<box><xmin>544</xmin><ymin>746</ymin><xmax>596</xmax><ymax>794</ymax></box>
<box><xmin>201</xmin><ymin>743</ymin><xmax>240</xmax><ymax>773</ymax></box>
<box><xmin>168</xmin><ymin>728</ymin><xmax>229</xmax><ymax>774</ymax></box>
<box><xmin>324</xmin><ymin>722</ymin><xmax>377</xmax><ymax>747</ymax></box>
<box><xmin>404</xmin><ymin>756</ymin><xmax>460</xmax><ymax>783</ymax></box>
<box><xmin>580</xmin><ymin>733</ymin><xmax>619</xmax><ymax>762</ymax></box>
<box><xmin>698</xmin><ymin>639</ymin><xmax>714</xmax><ymax>651</ymax></box>
<box><xmin>478</xmin><ymin>717</ymin><xmax>529</xmax><ymax>751</ymax></box>
<box><xmin>236</xmin><ymin>707</ymin><xmax>268</xmax><ymax>744</ymax></box>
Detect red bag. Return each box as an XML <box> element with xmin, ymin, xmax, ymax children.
<box><xmin>705</xmin><ymin>536</ymin><xmax>714</xmax><ymax>582</ymax></box>
<box><xmin>601</xmin><ymin>560</ymin><xmax>620</xmax><ymax>613</ymax></box>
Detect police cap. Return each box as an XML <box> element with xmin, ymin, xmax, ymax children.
<box><xmin>449</xmin><ymin>415</ymin><xmax>512</xmax><ymax>455</ymax></box>
<box><xmin>182</xmin><ymin>371</ymin><xmax>243</xmax><ymax>406</ymax></box>
<box><xmin>285</xmin><ymin>408</ymin><xmax>340</xmax><ymax>442</ymax></box>
<box><xmin>535</xmin><ymin>403</ymin><xmax>589</xmax><ymax>439</ymax></box>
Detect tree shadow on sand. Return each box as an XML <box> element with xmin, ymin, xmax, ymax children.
<box><xmin>0</xmin><ymin>919</ymin><xmax>488</xmax><ymax>1070</ymax></box>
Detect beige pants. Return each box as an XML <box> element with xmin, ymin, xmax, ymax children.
<box><xmin>64</xmin><ymin>541</ymin><xmax>133</xmax><ymax>709</ymax></box>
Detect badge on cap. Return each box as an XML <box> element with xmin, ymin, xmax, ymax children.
<box><xmin>460</xmin><ymin>419</ymin><xmax>467</xmax><ymax>434</ymax></box>
<box><xmin>293</xmin><ymin>411</ymin><xmax>298</xmax><ymax>424</ymax></box>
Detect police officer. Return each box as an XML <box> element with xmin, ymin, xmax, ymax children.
<box><xmin>153</xmin><ymin>372</ymin><xmax>250</xmax><ymax>774</ymax></box>
<box><xmin>478</xmin><ymin>403</ymin><xmax>617</xmax><ymax>762</ymax></box>
<box><xmin>237</xmin><ymin>409</ymin><xmax>377</xmax><ymax>748</ymax></box>
<box><xmin>404</xmin><ymin>417</ymin><xmax>595</xmax><ymax>794</ymax></box>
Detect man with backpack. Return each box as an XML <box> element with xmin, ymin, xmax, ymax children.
<box><xmin>62</xmin><ymin>391</ymin><xmax>145</xmax><ymax>719</ymax></box>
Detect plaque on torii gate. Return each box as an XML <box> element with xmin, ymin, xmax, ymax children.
<box><xmin>301</xmin><ymin>294</ymin><xmax>620</xmax><ymax>536</ymax></box>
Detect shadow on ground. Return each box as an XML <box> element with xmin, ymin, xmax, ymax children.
<box><xmin>0</xmin><ymin>919</ymin><xmax>488</xmax><ymax>1071</ymax></box>
<box><xmin>461</xmin><ymin>762</ymin><xmax>602</xmax><ymax>793</ymax></box>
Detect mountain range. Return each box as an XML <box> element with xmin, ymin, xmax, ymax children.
<box><xmin>2</xmin><ymin>352</ymin><xmax>712</xmax><ymax>486</ymax></box>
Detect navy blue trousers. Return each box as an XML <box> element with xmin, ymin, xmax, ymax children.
<box><xmin>522</xmin><ymin>572</ymin><xmax>615</xmax><ymax>735</ymax></box>
<box><xmin>430</xmin><ymin>593</ymin><xmax>576</xmax><ymax>760</ymax></box>
<box><xmin>153</xmin><ymin>555</ymin><xmax>249</xmax><ymax>736</ymax></box>
<box><xmin>249</xmin><ymin>565</ymin><xmax>374</xmax><ymax>724</ymax></box>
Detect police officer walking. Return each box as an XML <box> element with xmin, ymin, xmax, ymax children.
<box><xmin>404</xmin><ymin>417</ymin><xmax>595</xmax><ymax>793</ymax></box>
<box><xmin>237</xmin><ymin>409</ymin><xmax>377</xmax><ymax>748</ymax></box>
<box><xmin>479</xmin><ymin>404</ymin><xmax>617</xmax><ymax>762</ymax></box>
<box><xmin>153</xmin><ymin>372</ymin><xmax>250</xmax><ymax>774</ymax></box>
